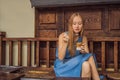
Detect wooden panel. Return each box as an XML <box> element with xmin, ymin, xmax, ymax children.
<box><xmin>39</xmin><ymin>13</ymin><xmax>56</xmax><ymax>24</ymax></box>
<box><xmin>65</xmin><ymin>10</ymin><xmax>102</xmax><ymax>30</ymax></box>
<box><xmin>39</xmin><ymin>30</ymin><xmax>57</xmax><ymax>38</ymax></box>
<box><xmin>80</xmin><ymin>11</ymin><xmax>102</xmax><ymax>30</ymax></box>
<box><xmin>109</xmin><ymin>8</ymin><xmax>120</xmax><ymax>30</ymax></box>
<box><xmin>56</xmin><ymin>11</ymin><xmax>65</xmax><ymax>36</ymax></box>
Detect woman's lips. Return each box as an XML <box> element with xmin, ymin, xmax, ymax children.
<box><xmin>75</xmin><ymin>29</ymin><xmax>79</xmax><ymax>31</ymax></box>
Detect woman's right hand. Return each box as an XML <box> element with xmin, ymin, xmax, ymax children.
<box><xmin>62</xmin><ymin>33</ymin><xmax>69</xmax><ymax>43</ymax></box>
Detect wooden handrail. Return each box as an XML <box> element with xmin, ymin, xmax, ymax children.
<box><xmin>88</xmin><ymin>37</ymin><xmax>120</xmax><ymax>41</ymax></box>
<box><xmin>2</xmin><ymin>38</ymin><xmax>58</xmax><ymax>41</ymax></box>
<box><xmin>2</xmin><ymin>37</ymin><xmax>120</xmax><ymax>41</ymax></box>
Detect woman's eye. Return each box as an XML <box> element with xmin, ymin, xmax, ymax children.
<box><xmin>73</xmin><ymin>23</ymin><xmax>76</xmax><ymax>25</ymax></box>
<box><xmin>78</xmin><ymin>22</ymin><xmax>82</xmax><ymax>25</ymax></box>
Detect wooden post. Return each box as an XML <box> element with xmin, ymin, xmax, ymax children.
<box><xmin>27</xmin><ymin>41</ymin><xmax>31</xmax><ymax>66</ymax></box>
<box><xmin>0</xmin><ymin>32</ymin><xmax>6</xmax><ymax>65</ymax></box>
<box><xmin>18</xmin><ymin>41</ymin><xmax>22</xmax><ymax>66</ymax></box>
<box><xmin>9</xmin><ymin>41</ymin><xmax>13</xmax><ymax>65</ymax></box>
<box><xmin>101</xmin><ymin>41</ymin><xmax>105</xmax><ymax>72</ymax></box>
<box><xmin>46</xmin><ymin>41</ymin><xmax>50</xmax><ymax>67</ymax></box>
<box><xmin>114</xmin><ymin>41</ymin><xmax>118</xmax><ymax>72</ymax></box>
<box><xmin>36</xmin><ymin>41</ymin><xmax>40</xmax><ymax>66</ymax></box>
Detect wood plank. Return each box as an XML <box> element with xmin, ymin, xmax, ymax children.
<box><xmin>46</xmin><ymin>41</ymin><xmax>50</xmax><ymax>67</ymax></box>
<box><xmin>114</xmin><ymin>41</ymin><xmax>118</xmax><ymax>72</ymax></box>
<box><xmin>27</xmin><ymin>41</ymin><xmax>31</xmax><ymax>66</ymax></box>
<box><xmin>101</xmin><ymin>42</ymin><xmax>105</xmax><ymax>72</ymax></box>
<box><xmin>9</xmin><ymin>41</ymin><xmax>13</xmax><ymax>66</ymax></box>
<box><xmin>36</xmin><ymin>41</ymin><xmax>40</xmax><ymax>66</ymax></box>
<box><xmin>18</xmin><ymin>41</ymin><xmax>22</xmax><ymax>66</ymax></box>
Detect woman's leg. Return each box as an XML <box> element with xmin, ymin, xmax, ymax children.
<box><xmin>81</xmin><ymin>61</ymin><xmax>91</xmax><ymax>78</ymax></box>
<box><xmin>88</xmin><ymin>56</ymin><xmax>100</xmax><ymax>80</ymax></box>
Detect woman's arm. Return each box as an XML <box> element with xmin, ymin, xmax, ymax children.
<box><xmin>58</xmin><ymin>33</ymin><xmax>69</xmax><ymax>60</ymax></box>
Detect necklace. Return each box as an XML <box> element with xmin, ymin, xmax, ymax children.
<box><xmin>74</xmin><ymin>33</ymin><xmax>79</xmax><ymax>36</ymax></box>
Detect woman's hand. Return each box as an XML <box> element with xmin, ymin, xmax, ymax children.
<box><xmin>78</xmin><ymin>36</ymin><xmax>89</xmax><ymax>53</ymax></box>
<box><xmin>58</xmin><ymin>33</ymin><xmax>69</xmax><ymax>60</ymax></box>
<box><xmin>62</xmin><ymin>33</ymin><xmax>69</xmax><ymax>43</ymax></box>
<box><xmin>79</xmin><ymin>43</ymin><xmax>87</xmax><ymax>53</ymax></box>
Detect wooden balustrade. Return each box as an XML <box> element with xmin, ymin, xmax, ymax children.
<box><xmin>0</xmin><ymin>37</ymin><xmax>58</xmax><ymax>67</ymax></box>
<box><xmin>88</xmin><ymin>37</ymin><xmax>120</xmax><ymax>73</ymax></box>
<box><xmin>0</xmin><ymin>36</ymin><xmax>120</xmax><ymax>74</ymax></box>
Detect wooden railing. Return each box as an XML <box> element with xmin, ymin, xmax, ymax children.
<box><xmin>0</xmin><ymin>32</ymin><xmax>120</xmax><ymax>74</ymax></box>
<box><xmin>0</xmin><ymin>37</ymin><xmax>58</xmax><ymax>67</ymax></box>
<box><xmin>88</xmin><ymin>37</ymin><xmax>120</xmax><ymax>73</ymax></box>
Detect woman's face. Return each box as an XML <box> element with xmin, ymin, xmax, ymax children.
<box><xmin>72</xmin><ymin>16</ymin><xmax>83</xmax><ymax>34</ymax></box>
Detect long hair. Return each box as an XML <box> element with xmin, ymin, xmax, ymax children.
<box><xmin>68</xmin><ymin>13</ymin><xmax>84</xmax><ymax>56</ymax></box>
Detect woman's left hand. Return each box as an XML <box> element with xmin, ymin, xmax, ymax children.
<box><xmin>79</xmin><ymin>44</ymin><xmax>87</xmax><ymax>53</ymax></box>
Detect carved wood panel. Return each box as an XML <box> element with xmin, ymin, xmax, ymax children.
<box><xmin>36</xmin><ymin>11</ymin><xmax>57</xmax><ymax>38</ymax></box>
<box><xmin>65</xmin><ymin>11</ymin><xmax>102</xmax><ymax>30</ymax></box>
<box><xmin>39</xmin><ymin>30</ymin><xmax>57</xmax><ymax>38</ymax></box>
<box><xmin>64</xmin><ymin>9</ymin><xmax>105</xmax><ymax>37</ymax></box>
<box><xmin>39</xmin><ymin>13</ymin><xmax>56</xmax><ymax>24</ymax></box>
<box><xmin>109</xmin><ymin>8</ymin><xmax>120</xmax><ymax>30</ymax></box>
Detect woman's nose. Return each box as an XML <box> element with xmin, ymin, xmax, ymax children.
<box><xmin>76</xmin><ymin>24</ymin><xmax>79</xmax><ymax>27</ymax></box>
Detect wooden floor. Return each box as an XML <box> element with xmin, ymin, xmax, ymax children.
<box><xmin>0</xmin><ymin>66</ymin><xmax>91</xmax><ymax>80</ymax></box>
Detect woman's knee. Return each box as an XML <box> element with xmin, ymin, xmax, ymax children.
<box><xmin>82</xmin><ymin>61</ymin><xmax>91</xmax><ymax>73</ymax></box>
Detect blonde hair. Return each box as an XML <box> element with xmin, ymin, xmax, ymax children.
<box><xmin>68</xmin><ymin>13</ymin><xmax>84</xmax><ymax>56</ymax></box>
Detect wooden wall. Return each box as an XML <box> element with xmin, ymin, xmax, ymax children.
<box><xmin>34</xmin><ymin>4</ymin><xmax>120</xmax><ymax>68</ymax></box>
<box><xmin>35</xmin><ymin>5</ymin><xmax>120</xmax><ymax>38</ymax></box>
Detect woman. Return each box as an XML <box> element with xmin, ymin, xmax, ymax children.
<box><xmin>54</xmin><ymin>13</ymin><xmax>100</xmax><ymax>80</ymax></box>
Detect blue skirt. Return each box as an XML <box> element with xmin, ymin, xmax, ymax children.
<box><xmin>54</xmin><ymin>53</ymin><xmax>92</xmax><ymax>77</ymax></box>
